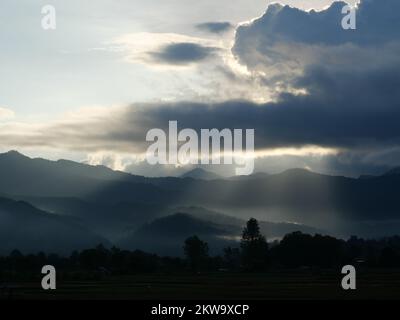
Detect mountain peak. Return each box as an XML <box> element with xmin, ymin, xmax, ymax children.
<box><xmin>280</xmin><ymin>168</ymin><xmax>315</xmax><ymax>176</ymax></box>
<box><xmin>0</xmin><ymin>150</ymin><xmax>29</xmax><ymax>160</ymax></box>
<box><xmin>181</xmin><ymin>168</ymin><xmax>221</xmax><ymax>180</ymax></box>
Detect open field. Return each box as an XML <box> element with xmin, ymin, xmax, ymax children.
<box><xmin>2</xmin><ymin>269</ymin><xmax>400</xmax><ymax>300</ymax></box>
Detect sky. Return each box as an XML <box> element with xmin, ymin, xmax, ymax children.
<box><xmin>2</xmin><ymin>0</ymin><xmax>399</xmax><ymax>178</ymax></box>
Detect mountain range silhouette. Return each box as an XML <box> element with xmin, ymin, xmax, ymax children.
<box><xmin>1</xmin><ymin>150</ymin><xmax>400</xmax><ymax>254</ymax></box>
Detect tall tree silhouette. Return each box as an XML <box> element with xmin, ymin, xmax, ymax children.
<box><xmin>240</xmin><ymin>218</ymin><xmax>268</xmax><ymax>271</ymax></box>
<box><xmin>183</xmin><ymin>236</ymin><xmax>209</xmax><ymax>272</ymax></box>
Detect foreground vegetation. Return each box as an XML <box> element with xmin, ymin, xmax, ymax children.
<box><xmin>1</xmin><ymin>219</ymin><xmax>400</xmax><ymax>299</ymax></box>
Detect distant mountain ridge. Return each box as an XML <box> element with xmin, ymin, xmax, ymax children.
<box><xmin>181</xmin><ymin>168</ymin><xmax>221</xmax><ymax>180</ymax></box>
<box><xmin>0</xmin><ymin>196</ymin><xmax>107</xmax><ymax>254</ymax></box>
<box><xmin>1</xmin><ymin>150</ymin><xmax>400</xmax><ymax>251</ymax></box>
<box><xmin>119</xmin><ymin>213</ymin><xmax>234</xmax><ymax>256</ymax></box>
<box><xmin>119</xmin><ymin>208</ymin><xmax>324</xmax><ymax>255</ymax></box>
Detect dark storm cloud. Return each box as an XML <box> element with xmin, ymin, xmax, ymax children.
<box><xmin>148</xmin><ymin>42</ymin><xmax>218</xmax><ymax>65</ymax></box>
<box><xmin>129</xmin><ymin>62</ymin><xmax>400</xmax><ymax>150</ymax></box>
<box><xmin>233</xmin><ymin>0</ymin><xmax>400</xmax><ymax>70</ymax></box>
<box><xmin>196</xmin><ymin>21</ymin><xmax>233</xmax><ymax>34</ymax></box>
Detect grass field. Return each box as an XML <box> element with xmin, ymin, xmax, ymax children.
<box><xmin>2</xmin><ymin>269</ymin><xmax>400</xmax><ymax>300</ymax></box>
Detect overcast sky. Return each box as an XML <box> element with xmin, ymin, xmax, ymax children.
<box><xmin>3</xmin><ymin>0</ymin><xmax>400</xmax><ymax>178</ymax></box>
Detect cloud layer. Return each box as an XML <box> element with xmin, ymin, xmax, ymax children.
<box><xmin>196</xmin><ymin>22</ymin><xmax>233</xmax><ymax>34</ymax></box>
<box><xmin>148</xmin><ymin>42</ymin><xmax>219</xmax><ymax>65</ymax></box>
<box><xmin>2</xmin><ymin>0</ymin><xmax>400</xmax><ymax>176</ymax></box>
<box><xmin>233</xmin><ymin>0</ymin><xmax>400</xmax><ymax>85</ymax></box>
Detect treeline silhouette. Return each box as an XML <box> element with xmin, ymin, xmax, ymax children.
<box><xmin>1</xmin><ymin>219</ymin><xmax>400</xmax><ymax>281</ymax></box>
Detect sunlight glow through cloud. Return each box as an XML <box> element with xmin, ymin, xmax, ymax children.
<box><xmin>0</xmin><ymin>107</ymin><xmax>15</xmax><ymax>121</ymax></box>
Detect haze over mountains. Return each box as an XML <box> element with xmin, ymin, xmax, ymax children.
<box><xmin>0</xmin><ymin>196</ymin><xmax>107</xmax><ymax>254</ymax></box>
<box><xmin>1</xmin><ymin>150</ymin><xmax>400</xmax><ymax>255</ymax></box>
<box><xmin>181</xmin><ymin>168</ymin><xmax>221</xmax><ymax>180</ymax></box>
